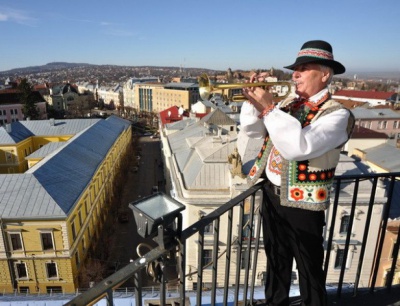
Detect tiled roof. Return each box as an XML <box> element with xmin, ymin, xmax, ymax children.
<box><xmin>336</xmin><ymin>99</ymin><xmax>367</xmax><ymax>109</ymax></box>
<box><xmin>0</xmin><ymin>89</ymin><xmax>45</xmax><ymax>105</ymax></box>
<box><xmin>351</xmin><ymin>126</ymin><xmax>388</xmax><ymax>139</ymax></box>
<box><xmin>334</xmin><ymin>90</ymin><xmax>395</xmax><ymax>100</ymax></box>
<box><xmin>159</xmin><ymin>106</ymin><xmax>189</xmax><ymax>126</ymax></box>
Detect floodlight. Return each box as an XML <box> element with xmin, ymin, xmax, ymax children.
<box><xmin>129</xmin><ymin>192</ymin><xmax>185</xmax><ymax>239</ymax></box>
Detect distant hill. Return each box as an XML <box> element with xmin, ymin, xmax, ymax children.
<box><xmin>0</xmin><ymin>62</ymin><xmax>97</xmax><ymax>75</ymax></box>
<box><xmin>0</xmin><ymin>62</ymin><xmax>223</xmax><ymax>85</ymax></box>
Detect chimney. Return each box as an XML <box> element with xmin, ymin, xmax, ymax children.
<box><xmin>5</xmin><ymin>124</ymin><xmax>12</xmax><ymax>133</ymax></box>
<box><xmin>49</xmin><ymin>118</ymin><xmax>55</xmax><ymax>126</ymax></box>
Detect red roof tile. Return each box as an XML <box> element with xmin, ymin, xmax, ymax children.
<box><xmin>351</xmin><ymin>125</ymin><xmax>388</xmax><ymax>139</ymax></box>
<box><xmin>334</xmin><ymin>90</ymin><xmax>395</xmax><ymax>100</ymax></box>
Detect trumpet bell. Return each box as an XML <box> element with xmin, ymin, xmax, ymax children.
<box><xmin>198</xmin><ymin>73</ymin><xmax>213</xmax><ymax>101</ymax></box>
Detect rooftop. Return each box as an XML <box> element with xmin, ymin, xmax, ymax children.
<box><xmin>0</xmin><ymin>116</ymin><xmax>131</xmax><ymax>219</ymax></box>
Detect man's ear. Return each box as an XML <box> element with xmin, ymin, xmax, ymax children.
<box><xmin>322</xmin><ymin>70</ymin><xmax>331</xmax><ymax>83</ymax></box>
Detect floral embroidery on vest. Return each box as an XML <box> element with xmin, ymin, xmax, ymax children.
<box><xmin>247</xmin><ymin>93</ymin><xmax>347</xmax><ymax>211</ymax></box>
<box><xmin>268</xmin><ymin>146</ymin><xmax>282</xmax><ymax>175</ymax></box>
<box><xmin>284</xmin><ymin>92</ymin><xmax>337</xmax><ymax>206</ymax></box>
<box><xmin>247</xmin><ymin>95</ymin><xmax>327</xmax><ymax>185</ymax></box>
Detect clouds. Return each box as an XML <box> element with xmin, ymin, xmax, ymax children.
<box><xmin>0</xmin><ymin>6</ymin><xmax>37</xmax><ymax>27</ymax></box>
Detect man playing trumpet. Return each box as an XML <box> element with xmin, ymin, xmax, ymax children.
<box><xmin>240</xmin><ymin>40</ymin><xmax>354</xmax><ymax>306</ymax></box>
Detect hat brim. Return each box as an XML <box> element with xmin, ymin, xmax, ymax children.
<box><xmin>284</xmin><ymin>57</ymin><xmax>346</xmax><ymax>75</ymax></box>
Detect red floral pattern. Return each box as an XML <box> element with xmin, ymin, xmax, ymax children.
<box><xmin>316</xmin><ymin>188</ymin><xmax>327</xmax><ymax>201</ymax></box>
<box><xmin>290</xmin><ymin>188</ymin><xmax>304</xmax><ymax>201</ymax></box>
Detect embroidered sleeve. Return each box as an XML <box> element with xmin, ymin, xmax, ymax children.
<box><xmin>265</xmin><ymin>108</ymin><xmax>351</xmax><ymax>161</ymax></box>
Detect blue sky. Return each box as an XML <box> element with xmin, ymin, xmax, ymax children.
<box><xmin>1</xmin><ymin>0</ymin><xmax>399</xmax><ymax>76</ymax></box>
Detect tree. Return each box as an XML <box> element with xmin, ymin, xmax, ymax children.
<box><xmin>17</xmin><ymin>78</ymin><xmax>40</xmax><ymax>120</ymax></box>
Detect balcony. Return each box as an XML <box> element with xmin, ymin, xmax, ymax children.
<box><xmin>64</xmin><ymin>172</ymin><xmax>400</xmax><ymax>306</ymax></box>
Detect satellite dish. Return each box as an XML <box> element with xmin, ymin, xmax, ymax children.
<box><xmin>178</xmin><ymin>107</ymin><xmax>184</xmax><ymax>115</ymax></box>
<box><xmin>168</xmin><ymin>111</ymin><xmax>171</xmax><ymax>117</ymax></box>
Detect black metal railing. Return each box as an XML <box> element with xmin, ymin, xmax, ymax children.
<box><xmin>65</xmin><ymin>172</ymin><xmax>400</xmax><ymax>306</ymax></box>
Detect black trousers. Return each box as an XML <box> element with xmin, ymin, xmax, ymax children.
<box><xmin>261</xmin><ymin>186</ymin><xmax>327</xmax><ymax>306</ymax></box>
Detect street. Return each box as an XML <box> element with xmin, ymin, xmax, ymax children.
<box><xmin>108</xmin><ymin>135</ymin><xmax>166</xmax><ymax>288</ymax></box>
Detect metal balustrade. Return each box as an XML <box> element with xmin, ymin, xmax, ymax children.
<box><xmin>65</xmin><ymin>172</ymin><xmax>400</xmax><ymax>306</ymax></box>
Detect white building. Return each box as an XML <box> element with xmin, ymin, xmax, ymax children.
<box><xmin>160</xmin><ymin>108</ymin><xmax>267</xmax><ymax>290</ymax></box>
<box><xmin>122</xmin><ymin>77</ymin><xmax>159</xmax><ymax>109</ymax></box>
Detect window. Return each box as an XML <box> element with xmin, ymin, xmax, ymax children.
<box><xmin>19</xmin><ymin>287</ymin><xmax>29</xmax><ymax>293</ymax></box>
<box><xmin>71</xmin><ymin>221</ymin><xmax>76</xmax><ymax>240</ymax></box>
<box><xmin>394</xmin><ymin>121</ymin><xmax>399</xmax><ymax>129</ymax></box>
<box><xmin>360</xmin><ymin>121</ymin><xmax>370</xmax><ymax>129</ymax></box>
<box><xmin>202</xmin><ymin>250</ymin><xmax>212</xmax><ymax>269</ymax></box>
<box><xmin>242</xmin><ymin>199</ymin><xmax>255</xmax><ymax>240</ymax></box>
<box><xmin>5</xmin><ymin>151</ymin><xmax>13</xmax><ymax>163</ymax></box>
<box><xmin>78</xmin><ymin>210</ymin><xmax>83</xmax><ymax>226</ymax></box>
<box><xmin>15</xmin><ymin>262</ymin><xmax>28</xmax><ymax>279</ymax></box>
<box><xmin>378</xmin><ymin>121</ymin><xmax>387</xmax><ymax>130</ymax></box>
<box><xmin>75</xmin><ymin>251</ymin><xmax>80</xmax><ymax>267</ymax></box>
<box><xmin>240</xmin><ymin>249</ymin><xmax>252</xmax><ymax>269</ymax></box>
<box><xmin>204</xmin><ymin>221</ymin><xmax>213</xmax><ymax>234</ymax></box>
<box><xmin>46</xmin><ymin>286</ymin><xmax>62</xmax><ymax>294</ymax></box>
<box><xmin>242</xmin><ymin>213</ymin><xmax>254</xmax><ymax>240</ymax></box>
<box><xmin>41</xmin><ymin>232</ymin><xmax>54</xmax><ymax>250</ymax></box>
<box><xmin>84</xmin><ymin>200</ymin><xmax>89</xmax><ymax>216</ymax></box>
<box><xmin>334</xmin><ymin>249</ymin><xmax>345</xmax><ymax>269</ymax></box>
<box><xmin>339</xmin><ymin>215</ymin><xmax>350</xmax><ymax>234</ymax></box>
<box><xmin>46</xmin><ymin>262</ymin><xmax>58</xmax><ymax>278</ymax></box>
<box><xmin>9</xmin><ymin>233</ymin><xmax>23</xmax><ymax>250</ymax></box>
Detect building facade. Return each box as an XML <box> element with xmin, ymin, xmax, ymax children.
<box><xmin>160</xmin><ymin>108</ymin><xmax>268</xmax><ymax>290</ymax></box>
<box><xmin>351</xmin><ymin>108</ymin><xmax>400</xmax><ymax>139</ymax></box>
<box><xmin>333</xmin><ymin>90</ymin><xmax>396</xmax><ymax>107</ymax></box>
<box><xmin>0</xmin><ymin>89</ymin><xmax>47</xmax><ymax>124</ymax></box>
<box><xmin>136</xmin><ymin>82</ymin><xmax>200</xmax><ymax>113</ymax></box>
<box><xmin>0</xmin><ymin>116</ymin><xmax>132</xmax><ymax>294</ymax></box>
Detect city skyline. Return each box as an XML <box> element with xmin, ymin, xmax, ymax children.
<box><xmin>1</xmin><ymin>0</ymin><xmax>400</xmax><ymax>76</ymax></box>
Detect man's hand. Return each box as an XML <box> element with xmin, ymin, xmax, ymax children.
<box><xmin>242</xmin><ymin>72</ymin><xmax>274</xmax><ymax>113</ymax></box>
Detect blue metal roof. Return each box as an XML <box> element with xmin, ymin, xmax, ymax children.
<box><xmin>0</xmin><ymin>116</ymin><xmax>131</xmax><ymax>219</ymax></box>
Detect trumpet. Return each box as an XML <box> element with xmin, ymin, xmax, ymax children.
<box><xmin>198</xmin><ymin>73</ymin><xmax>292</xmax><ymax>102</ymax></box>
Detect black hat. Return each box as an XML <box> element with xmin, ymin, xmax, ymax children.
<box><xmin>284</xmin><ymin>40</ymin><xmax>345</xmax><ymax>75</ymax></box>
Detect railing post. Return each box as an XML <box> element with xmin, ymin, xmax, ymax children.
<box><xmin>178</xmin><ymin>230</ymin><xmax>186</xmax><ymax>306</ymax></box>
<box><xmin>353</xmin><ymin>176</ymin><xmax>378</xmax><ymax>296</ymax></box>
<box><xmin>337</xmin><ymin>179</ymin><xmax>360</xmax><ymax>297</ymax></box>
<box><xmin>223</xmin><ymin>209</ymin><xmax>234</xmax><ymax>305</ymax></box>
<box><xmin>105</xmin><ymin>288</ymin><xmax>114</xmax><ymax>306</ymax></box>
<box><xmin>160</xmin><ymin>261</ymin><xmax>166</xmax><ymax>306</ymax></box>
<box><xmin>133</xmin><ymin>267</ymin><xmax>143</xmax><ymax>306</ymax></box>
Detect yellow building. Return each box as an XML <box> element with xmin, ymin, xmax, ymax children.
<box><xmin>0</xmin><ymin>116</ymin><xmax>132</xmax><ymax>294</ymax></box>
<box><xmin>135</xmin><ymin>82</ymin><xmax>200</xmax><ymax>113</ymax></box>
<box><xmin>375</xmin><ymin>220</ymin><xmax>400</xmax><ymax>287</ymax></box>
